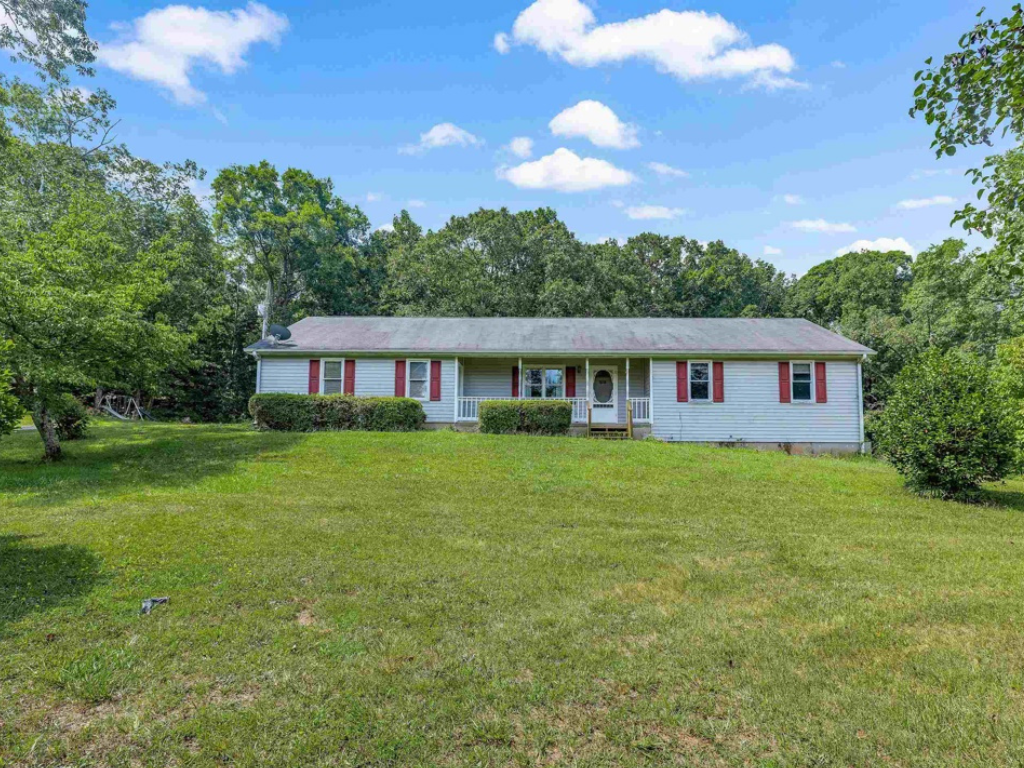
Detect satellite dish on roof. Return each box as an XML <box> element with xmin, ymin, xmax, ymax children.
<box><xmin>268</xmin><ymin>324</ymin><xmax>292</xmax><ymax>341</ymax></box>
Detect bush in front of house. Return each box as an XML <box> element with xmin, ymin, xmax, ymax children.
<box><xmin>34</xmin><ymin>393</ymin><xmax>90</xmax><ymax>441</ymax></box>
<box><xmin>248</xmin><ymin>394</ymin><xmax>425</xmax><ymax>432</ymax></box>
<box><xmin>479</xmin><ymin>400</ymin><xmax>572</xmax><ymax>435</ymax></box>
<box><xmin>873</xmin><ymin>348</ymin><xmax>1017</xmax><ymax>501</ymax></box>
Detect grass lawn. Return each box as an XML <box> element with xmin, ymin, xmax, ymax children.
<box><xmin>19</xmin><ymin>414</ymin><xmax>32</xmax><ymax>428</ymax></box>
<box><xmin>2</xmin><ymin>423</ymin><xmax>1024</xmax><ymax>767</ymax></box>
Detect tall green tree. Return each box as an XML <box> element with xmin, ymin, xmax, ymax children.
<box><xmin>0</xmin><ymin>24</ymin><xmax>205</xmax><ymax>456</ymax></box>
<box><xmin>786</xmin><ymin>249</ymin><xmax>913</xmax><ymax>327</ymax></box>
<box><xmin>0</xmin><ymin>185</ymin><xmax>194</xmax><ymax>459</ymax></box>
<box><xmin>383</xmin><ymin>207</ymin><xmax>589</xmax><ymax>317</ymax></box>
<box><xmin>212</xmin><ymin>162</ymin><xmax>373</xmax><ymax>336</ymax></box>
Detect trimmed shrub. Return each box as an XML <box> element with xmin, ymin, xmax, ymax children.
<box><xmin>479</xmin><ymin>401</ymin><xmax>520</xmax><ymax>434</ymax></box>
<box><xmin>874</xmin><ymin>349</ymin><xmax>1017</xmax><ymax>501</ymax></box>
<box><xmin>35</xmin><ymin>394</ymin><xmax>90</xmax><ymax>441</ymax></box>
<box><xmin>248</xmin><ymin>394</ymin><xmax>316</xmax><ymax>431</ymax></box>
<box><xmin>479</xmin><ymin>400</ymin><xmax>572</xmax><ymax>436</ymax></box>
<box><xmin>249</xmin><ymin>394</ymin><xmax>424</xmax><ymax>432</ymax></box>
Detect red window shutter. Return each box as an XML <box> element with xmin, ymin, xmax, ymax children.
<box><xmin>713</xmin><ymin>361</ymin><xmax>724</xmax><ymax>403</ymax></box>
<box><xmin>308</xmin><ymin>359</ymin><xmax>321</xmax><ymax>394</ymax></box>
<box><xmin>815</xmin><ymin>361</ymin><xmax>828</xmax><ymax>403</ymax></box>
<box><xmin>779</xmin><ymin>362</ymin><xmax>791</xmax><ymax>403</ymax></box>
<box><xmin>565</xmin><ymin>366</ymin><xmax>576</xmax><ymax>398</ymax></box>
<box><xmin>512</xmin><ymin>366</ymin><xmax>519</xmax><ymax>398</ymax></box>
<box><xmin>395</xmin><ymin>360</ymin><xmax>406</xmax><ymax>397</ymax></box>
<box><xmin>430</xmin><ymin>360</ymin><xmax>442</xmax><ymax>401</ymax></box>
<box><xmin>343</xmin><ymin>359</ymin><xmax>356</xmax><ymax>395</ymax></box>
<box><xmin>676</xmin><ymin>361</ymin><xmax>688</xmax><ymax>402</ymax></box>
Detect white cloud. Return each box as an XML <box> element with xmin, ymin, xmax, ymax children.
<box><xmin>648</xmin><ymin>161</ymin><xmax>689</xmax><ymax>178</ymax></box>
<box><xmin>836</xmin><ymin>237</ymin><xmax>916</xmax><ymax>256</ymax></box>
<box><xmin>498</xmin><ymin>147</ymin><xmax>636</xmax><ymax>192</ymax></box>
<box><xmin>549</xmin><ymin>100</ymin><xmax>639</xmax><ymax>149</ymax></box>
<box><xmin>790</xmin><ymin>219</ymin><xmax>856</xmax><ymax>234</ymax></box>
<box><xmin>406</xmin><ymin>199</ymin><xmax>426</xmax><ymax>208</ymax></box>
<box><xmin>624</xmin><ymin>204</ymin><xmax>687</xmax><ymax>220</ymax></box>
<box><xmin>499</xmin><ymin>0</ymin><xmax>802</xmax><ymax>90</ymax></box>
<box><xmin>763</xmin><ymin>245</ymin><xmax>782</xmax><ymax>255</ymax></box>
<box><xmin>895</xmin><ymin>195</ymin><xmax>956</xmax><ymax>210</ymax></box>
<box><xmin>98</xmin><ymin>2</ymin><xmax>288</xmax><ymax>106</ymax></box>
<box><xmin>781</xmin><ymin>193</ymin><xmax>803</xmax><ymax>205</ymax></box>
<box><xmin>494</xmin><ymin>32</ymin><xmax>511</xmax><ymax>54</ymax></box>
<box><xmin>400</xmin><ymin>122</ymin><xmax>483</xmax><ymax>154</ymax></box>
<box><xmin>376</xmin><ymin>223</ymin><xmax>395</xmax><ymax>233</ymax></box>
<box><xmin>830</xmin><ymin>60</ymin><xmax>846</xmax><ymax>69</ymax></box>
<box><xmin>366</xmin><ymin>192</ymin><xmax>383</xmax><ymax>202</ymax></box>
<box><xmin>506</xmin><ymin>136</ymin><xmax>534</xmax><ymax>158</ymax></box>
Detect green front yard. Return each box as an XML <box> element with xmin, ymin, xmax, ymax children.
<box><xmin>2</xmin><ymin>422</ymin><xmax>1023</xmax><ymax>766</ymax></box>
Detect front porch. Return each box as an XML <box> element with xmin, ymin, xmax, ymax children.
<box><xmin>454</xmin><ymin>357</ymin><xmax>652</xmax><ymax>428</ymax></box>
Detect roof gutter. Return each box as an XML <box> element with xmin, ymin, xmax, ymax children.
<box><xmin>249</xmin><ymin>348</ymin><xmax>874</xmax><ymax>359</ymax></box>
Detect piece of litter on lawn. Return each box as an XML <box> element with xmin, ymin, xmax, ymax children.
<box><xmin>140</xmin><ymin>597</ymin><xmax>170</xmax><ymax>615</ymax></box>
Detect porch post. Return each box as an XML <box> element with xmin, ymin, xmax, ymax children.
<box><xmin>453</xmin><ymin>357</ymin><xmax>459</xmax><ymax>422</ymax></box>
<box><xmin>625</xmin><ymin>358</ymin><xmax>630</xmax><ymax>402</ymax></box>
<box><xmin>585</xmin><ymin>358</ymin><xmax>590</xmax><ymax>403</ymax></box>
<box><xmin>518</xmin><ymin>357</ymin><xmax>523</xmax><ymax>399</ymax></box>
<box><xmin>649</xmin><ymin>358</ymin><xmax>655</xmax><ymax>424</ymax></box>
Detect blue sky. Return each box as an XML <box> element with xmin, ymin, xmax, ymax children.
<box><xmin>16</xmin><ymin>0</ymin><xmax>998</xmax><ymax>274</ymax></box>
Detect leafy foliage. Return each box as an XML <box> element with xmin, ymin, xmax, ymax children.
<box><xmin>212</xmin><ymin>162</ymin><xmax>376</xmax><ymax>336</ymax></box>
<box><xmin>249</xmin><ymin>394</ymin><xmax>425</xmax><ymax>432</ymax></box>
<box><xmin>0</xmin><ymin>348</ymin><xmax>23</xmax><ymax>441</ymax></box>
<box><xmin>33</xmin><ymin>393</ymin><xmax>89</xmax><ymax>441</ymax></box>
<box><xmin>910</xmin><ymin>5</ymin><xmax>1024</xmax><ymax>255</ymax></box>
<box><xmin>479</xmin><ymin>400</ymin><xmax>573</xmax><ymax>435</ymax></box>
<box><xmin>874</xmin><ymin>349</ymin><xmax>1017</xmax><ymax>500</ymax></box>
<box><xmin>383</xmin><ymin>208</ymin><xmax>788</xmax><ymax>319</ymax></box>
<box><xmin>0</xmin><ymin>0</ymin><xmax>96</xmax><ymax>79</ymax></box>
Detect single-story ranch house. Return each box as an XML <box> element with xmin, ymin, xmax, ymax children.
<box><xmin>247</xmin><ymin>316</ymin><xmax>873</xmax><ymax>453</ymax></box>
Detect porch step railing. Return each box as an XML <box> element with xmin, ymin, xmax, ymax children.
<box><xmin>456</xmin><ymin>397</ymin><xmax>590</xmax><ymax>423</ymax></box>
<box><xmin>628</xmin><ymin>398</ymin><xmax>651</xmax><ymax>422</ymax></box>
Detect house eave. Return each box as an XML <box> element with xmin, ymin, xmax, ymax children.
<box><xmin>249</xmin><ymin>348</ymin><xmax>874</xmax><ymax>360</ymax></box>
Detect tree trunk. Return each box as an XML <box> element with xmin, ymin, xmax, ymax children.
<box><xmin>261</xmin><ymin>279</ymin><xmax>273</xmax><ymax>339</ymax></box>
<box><xmin>93</xmin><ymin>387</ymin><xmax>105</xmax><ymax>411</ymax></box>
<box><xmin>35</xmin><ymin>405</ymin><xmax>62</xmax><ymax>462</ymax></box>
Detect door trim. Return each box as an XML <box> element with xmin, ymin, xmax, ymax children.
<box><xmin>590</xmin><ymin>365</ymin><xmax>618</xmax><ymax>424</ymax></box>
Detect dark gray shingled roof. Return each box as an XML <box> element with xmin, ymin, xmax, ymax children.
<box><xmin>247</xmin><ymin>317</ymin><xmax>873</xmax><ymax>356</ymax></box>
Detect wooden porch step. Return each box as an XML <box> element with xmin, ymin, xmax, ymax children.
<box><xmin>588</xmin><ymin>426</ymin><xmax>630</xmax><ymax>440</ymax></box>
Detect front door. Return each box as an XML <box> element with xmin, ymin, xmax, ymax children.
<box><xmin>590</xmin><ymin>366</ymin><xmax>618</xmax><ymax>424</ymax></box>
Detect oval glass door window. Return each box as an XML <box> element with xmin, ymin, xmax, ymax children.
<box><xmin>593</xmin><ymin>370</ymin><xmax>613</xmax><ymax>404</ymax></box>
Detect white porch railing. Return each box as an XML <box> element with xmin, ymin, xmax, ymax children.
<box><xmin>568</xmin><ymin>398</ymin><xmax>588</xmax><ymax>423</ymax></box>
<box><xmin>629</xmin><ymin>398</ymin><xmax>651</xmax><ymax>422</ymax></box>
<box><xmin>457</xmin><ymin>397</ymin><xmax>590</xmax><ymax>423</ymax></box>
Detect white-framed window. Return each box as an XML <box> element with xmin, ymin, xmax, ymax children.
<box><xmin>689</xmin><ymin>361</ymin><xmax>711</xmax><ymax>402</ymax></box>
<box><xmin>407</xmin><ymin>359</ymin><xmax>429</xmax><ymax>400</ymax></box>
<box><xmin>791</xmin><ymin>361</ymin><xmax>813</xmax><ymax>402</ymax></box>
<box><xmin>524</xmin><ymin>365</ymin><xmax>565</xmax><ymax>399</ymax></box>
<box><xmin>321</xmin><ymin>359</ymin><xmax>344</xmax><ymax>395</ymax></box>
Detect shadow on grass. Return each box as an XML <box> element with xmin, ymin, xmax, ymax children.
<box><xmin>0</xmin><ymin>534</ymin><xmax>101</xmax><ymax>637</ymax></box>
<box><xmin>0</xmin><ymin>423</ymin><xmax>302</xmax><ymax>508</ymax></box>
<box><xmin>980</xmin><ymin>485</ymin><xmax>1024</xmax><ymax>512</ymax></box>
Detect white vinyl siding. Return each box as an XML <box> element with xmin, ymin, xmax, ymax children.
<box><xmin>352</xmin><ymin>358</ymin><xmax>395</xmax><ymax>398</ymax></box>
<box><xmin>258</xmin><ymin>358</ymin><xmax>308</xmax><ymax>394</ymax></box>
<box><xmin>650</xmin><ymin>359</ymin><xmax>861</xmax><ymax>443</ymax></box>
<box><xmin>256</xmin><ymin>356</ymin><xmax>455</xmax><ymax>423</ymax></box>
<box><xmin>462</xmin><ymin>359</ymin><xmax>518</xmax><ymax>398</ymax></box>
